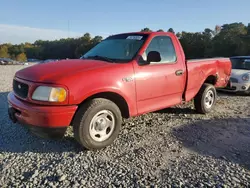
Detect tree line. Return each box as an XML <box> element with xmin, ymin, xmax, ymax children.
<box><xmin>0</xmin><ymin>22</ymin><xmax>250</xmax><ymax>61</ymax></box>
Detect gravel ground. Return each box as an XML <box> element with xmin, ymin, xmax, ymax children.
<box><xmin>0</xmin><ymin>65</ymin><xmax>250</xmax><ymax>187</ymax></box>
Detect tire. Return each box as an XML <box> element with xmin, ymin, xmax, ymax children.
<box><xmin>72</xmin><ymin>98</ymin><xmax>122</xmax><ymax>150</ymax></box>
<box><xmin>245</xmin><ymin>92</ymin><xmax>250</xmax><ymax>96</ymax></box>
<box><xmin>194</xmin><ymin>83</ymin><xmax>217</xmax><ymax>114</ymax></box>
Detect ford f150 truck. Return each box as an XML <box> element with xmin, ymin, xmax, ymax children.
<box><xmin>7</xmin><ymin>32</ymin><xmax>232</xmax><ymax>150</ymax></box>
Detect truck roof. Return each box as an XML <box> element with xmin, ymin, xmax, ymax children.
<box><xmin>230</xmin><ymin>56</ymin><xmax>250</xmax><ymax>59</ymax></box>
<box><xmin>109</xmin><ymin>31</ymin><xmax>174</xmax><ymax>37</ymax></box>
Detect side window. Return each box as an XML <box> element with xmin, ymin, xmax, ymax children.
<box><xmin>142</xmin><ymin>36</ymin><xmax>177</xmax><ymax>64</ymax></box>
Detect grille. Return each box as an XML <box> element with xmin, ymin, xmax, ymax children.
<box><xmin>230</xmin><ymin>77</ymin><xmax>238</xmax><ymax>83</ymax></box>
<box><xmin>13</xmin><ymin>79</ymin><xmax>29</xmax><ymax>98</ymax></box>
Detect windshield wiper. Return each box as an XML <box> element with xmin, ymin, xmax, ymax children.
<box><xmin>84</xmin><ymin>55</ymin><xmax>114</xmax><ymax>63</ymax></box>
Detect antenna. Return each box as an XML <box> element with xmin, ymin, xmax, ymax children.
<box><xmin>67</xmin><ymin>20</ymin><xmax>70</xmax><ymax>38</ymax></box>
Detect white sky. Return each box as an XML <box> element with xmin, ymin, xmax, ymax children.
<box><xmin>0</xmin><ymin>24</ymin><xmax>82</xmax><ymax>44</ymax></box>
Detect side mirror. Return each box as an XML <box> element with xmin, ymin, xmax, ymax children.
<box><xmin>147</xmin><ymin>51</ymin><xmax>161</xmax><ymax>63</ymax></box>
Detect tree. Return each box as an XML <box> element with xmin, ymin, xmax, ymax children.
<box><xmin>204</xmin><ymin>28</ymin><xmax>213</xmax><ymax>35</ymax></box>
<box><xmin>214</xmin><ymin>25</ymin><xmax>221</xmax><ymax>35</ymax></box>
<box><xmin>25</xmin><ymin>46</ymin><xmax>43</xmax><ymax>59</ymax></box>
<box><xmin>0</xmin><ymin>46</ymin><xmax>10</xmax><ymax>58</ymax></box>
<box><xmin>24</xmin><ymin>42</ymin><xmax>33</xmax><ymax>48</ymax></box>
<box><xmin>92</xmin><ymin>36</ymin><xmax>103</xmax><ymax>44</ymax></box>
<box><xmin>176</xmin><ymin>32</ymin><xmax>182</xmax><ymax>38</ymax></box>
<box><xmin>8</xmin><ymin>45</ymin><xmax>25</xmax><ymax>58</ymax></box>
<box><xmin>168</xmin><ymin>28</ymin><xmax>175</xmax><ymax>34</ymax></box>
<box><xmin>211</xmin><ymin>22</ymin><xmax>248</xmax><ymax>56</ymax></box>
<box><xmin>179</xmin><ymin>32</ymin><xmax>208</xmax><ymax>59</ymax></box>
<box><xmin>247</xmin><ymin>23</ymin><xmax>250</xmax><ymax>35</ymax></box>
<box><xmin>141</xmin><ymin>27</ymin><xmax>152</xmax><ymax>32</ymax></box>
<box><xmin>1</xmin><ymin>22</ymin><xmax>250</xmax><ymax>62</ymax></box>
<box><xmin>16</xmin><ymin>53</ymin><xmax>27</xmax><ymax>62</ymax></box>
<box><xmin>157</xmin><ymin>29</ymin><xmax>164</xmax><ymax>32</ymax></box>
<box><xmin>82</xmin><ymin>33</ymin><xmax>91</xmax><ymax>42</ymax></box>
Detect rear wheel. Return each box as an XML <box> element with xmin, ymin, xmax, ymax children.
<box><xmin>72</xmin><ymin>98</ymin><xmax>122</xmax><ymax>150</ymax></box>
<box><xmin>194</xmin><ymin>83</ymin><xmax>217</xmax><ymax>114</ymax></box>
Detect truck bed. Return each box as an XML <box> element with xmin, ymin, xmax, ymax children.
<box><xmin>187</xmin><ymin>57</ymin><xmax>227</xmax><ymax>63</ymax></box>
<box><xmin>185</xmin><ymin>57</ymin><xmax>231</xmax><ymax>102</ymax></box>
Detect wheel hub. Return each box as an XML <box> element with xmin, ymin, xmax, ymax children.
<box><xmin>204</xmin><ymin>90</ymin><xmax>214</xmax><ymax>109</ymax></box>
<box><xmin>96</xmin><ymin>118</ymin><xmax>107</xmax><ymax>131</ymax></box>
<box><xmin>89</xmin><ymin>110</ymin><xmax>115</xmax><ymax>142</ymax></box>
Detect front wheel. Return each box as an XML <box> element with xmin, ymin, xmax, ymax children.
<box><xmin>72</xmin><ymin>98</ymin><xmax>122</xmax><ymax>150</ymax></box>
<box><xmin>194</xmin><ymin>83</ymin><xmax>217</xmax><ymax>114</ymax></box>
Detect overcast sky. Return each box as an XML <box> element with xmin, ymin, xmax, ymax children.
<box><xmin>0</xmin><ymin>24</ymin><xmax>83</xmax><ymax>44</ymax></box>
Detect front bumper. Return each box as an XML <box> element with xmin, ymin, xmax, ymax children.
<box><xmin>220</xmin><ymin>82</ymin><xmax>250</xmax><ymax>93</ymax></box>
<box><xmin>7</xmin><ymin>92</ymin><xmax>78</xmax><ymax>137</ymax></box>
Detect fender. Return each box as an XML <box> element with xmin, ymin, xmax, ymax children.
<box><xmin>74</xmin><ymin>87</ymin><xmax>137</xmax><ymax>117</ymax></box>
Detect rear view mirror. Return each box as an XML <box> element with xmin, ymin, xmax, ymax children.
<box><xmin>147</xmin><ymin>51</ymin><xmax>161</xmax><ymax>63</ymax></box>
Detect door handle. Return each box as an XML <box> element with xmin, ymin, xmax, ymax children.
<box><xmin>175</xmin><ymin>69</ymin><xmax>184</xmax><ymax>76</ymax></box>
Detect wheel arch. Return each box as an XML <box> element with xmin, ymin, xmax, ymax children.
<box><xmin>204</xmin><ymin>74</ymin><xmax>218</xmax><ymax>85</ymax></box>
<box><xmin>185</xmin><ymin>74</ymin><xmax>218</xmax><ymax>102</ymax></box>
<box><xmin>76</xmin><ymin>91</ymin><xmax>130</xmax><ymax>119</ymax></box>
<box><xmin>196</xmin><ymin>75</ymin><xmax>218</xmax><ymax>97</ymax></box>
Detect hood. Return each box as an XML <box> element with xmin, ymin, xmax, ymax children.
<box><xmin>15</xmin><ymin>59</ymin><xmax>115</xmax><ymax>83</ymax></box>
<box><xmin>231</xmin><ymin>69</ymin><xmax>250</xmax><ymax>77</ymax></box>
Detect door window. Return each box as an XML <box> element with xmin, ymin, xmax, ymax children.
<box><xmin>142</xmin><ymin>36</ymin><xmax>177</xmax><ymax>64</ymax></box>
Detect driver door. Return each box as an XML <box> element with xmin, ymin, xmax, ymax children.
<box><xmin>133</xmin><ymin>35</ymin><xmax>185</xmax><ymax>114</ymax></box>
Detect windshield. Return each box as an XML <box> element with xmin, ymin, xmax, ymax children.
<box><xmin>230</xmin><ymin>57</ymin><xmax>250</xmax><ymax>70</ymax></box>
<box><xmin>81</xmin><ymin>33</ymin><xmax>148</xmax><ymax>62</ymax></box>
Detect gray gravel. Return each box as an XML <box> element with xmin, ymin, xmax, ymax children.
<box><xmin>0</xmin><ymin>65</ymin><xmax>250</xmax><ymax>187</ymax></box>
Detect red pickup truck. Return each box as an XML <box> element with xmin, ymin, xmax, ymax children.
<box><xmin>8</xmin><ymin>32</ymin><xmax>231</xmax><ymax>150</ymax></box>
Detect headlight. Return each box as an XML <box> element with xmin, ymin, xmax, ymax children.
<box><xmin>242</xmin><ymin>74</ymin><xmax>250</xmax><ymax>81</ymax></box>
<box><xmin>32</xmin><ymin>86</ymin><xmax>67</xmax><ymax>102</ymax></box>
